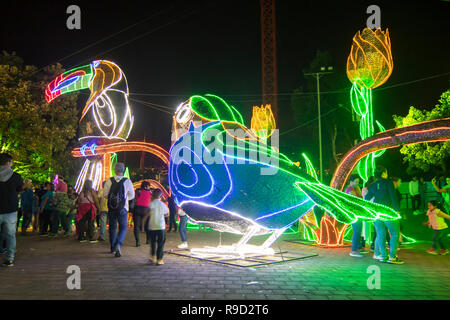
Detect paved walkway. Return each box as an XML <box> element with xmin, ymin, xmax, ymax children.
<box><xmin>0</xmin><ymin>228</ymin><xmax>449</xmax><ymax>300</ymax></box>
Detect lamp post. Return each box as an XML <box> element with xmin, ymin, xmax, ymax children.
<box><xmin>304</xmin><ymin>66</ymin><xmax>333</xmax><ymax>182</ymax></box>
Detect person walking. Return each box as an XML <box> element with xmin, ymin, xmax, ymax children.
<box><xmin>167</xmin><ymin>195</ymin><xmax>178</xmax><ymax>233</ymax></box>
<box><xmin>177</xmin><ymin>207</ymin><xmax>189</xmax><ymax>249</ymax></box>
<box><xmin>362</xmin><ymin>176</ymin><xmax>376</xmax><ymax>251</ymax></box>
<box><xmin>66</xmin><ymin>189</ymin><xmax>78</xmax><ymax>235</ymax></box>
<box><xmin>409</xmin><ymin>176</ymin><xmax>420</xmax><ymax>214</ymax></box>
<box><xmin>391</xmin><ymin>177</ymin><xmax>404</xmax><ymax>244</ymax></box>
<box><xmin>20</xmin><ymin>179</ymin><xmax>34</xmax><ymax>235</ymax></box>
<box><xmin>35</xmin><ymin>184</ymin><xmax>47</xmax><ymax>233</ymax></box>
<box><xmin>418</xmin><ymin>177</ymin><xmax>427</xmax><ymax>214</ymax></box>
<box><xmin>132</xmin><ymin>181</ymin><xmax>151</xmax><ymax>247</ymax></box>
<box><xmin>103</xmin><ymin>163</ymin><xmax>135</xmax><ymax>257</ymax></box>
<box><xmin>365</xmin><ymin>165</ymin><xmax>404</xmax><ymax>264</ymax></box>
<box><xmin>75</xmin><ymin>180</ymin><xmax>99</xmax><ymax>243</ymax></box>
<box><xmin>0</xmin><ymin>153</ymin><xmax>24</xmax><ymax>267</ymax></box>
<box><xmin>431</xmin><ymin>176</ymin><xmax>450</xmax><ymax>214</ymax></box>
<box><xmin>31</xmin><ymin>186</ymin><xmax>39</xmax><ymax>233</ymax></box>
<box><xmin>423</xmin><ymin>200</ymin><xmax>450</xmax><ymax>255</ymax></box>
<box><xmin>147</xmin><ymin>189</ymin><xmax>169</xmax><ymax>265</ymax></box>
<box><xmin>96</xmin><ymin>181</ymin><xmax>109</xmax><ymax>242</ymax></box>
<box><xmin>39</xmin><ymin>182</ymin><xmax>55</xmax><ymax>236</ymax></box>
<box><xmin>345</xmin><ymin>175</ymin><xmax>366</xmax><ymax>257</ymax></box>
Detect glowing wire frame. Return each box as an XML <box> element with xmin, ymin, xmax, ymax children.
<box><xmin>347</xmin><ymin>28</ymin><xmax>393</xmax><ymax>182</ymax></box>
<box><xmin>170</xmin><ymin>94</ymin><xmax>401</xmax><ymax>244</ymax></box>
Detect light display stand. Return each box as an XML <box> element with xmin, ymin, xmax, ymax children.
<box><xmin>168</xmin><ymin>226</ymin><xmax>318</xmax><ymax>268</ymax></box>
<box><xmin>188</xmin><ymin>226</ymin><xmax>286</xmax><ymax>258</ymax></box>
<box><xmin>168</xmin><ymin>248</ymin><xmax>318</xmax><ymax>268</ymax></box>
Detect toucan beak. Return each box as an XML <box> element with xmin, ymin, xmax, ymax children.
<box><xmin>45</xmin><ymin>64</ymin><xmax>94</xmax><ymax>103</ymax></box>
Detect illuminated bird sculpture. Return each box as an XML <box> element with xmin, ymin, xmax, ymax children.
<box><xmin>46</xmin><ymin>60</ymin><xmax>133</xmax><ymax>141</ymax></box>
<box><xmin>45</xmin><ymin>60</ymin><xmax>134</xmax><ymax>191</ymax></box>
<box><xmin>169</xmin><ymin>94</ymin><xmax>401</xmax><ymax>255</ymax></box>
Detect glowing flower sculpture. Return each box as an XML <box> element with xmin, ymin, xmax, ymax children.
<box><xmin>169</xmin><ymin>94</ymin><xmax>400</xmax><ymax>256</ymax></box>
<box><xmin>347</xmin><ymin>28</ymin><xmax>393</xmax><ymax>182</ymax></box>
<box><xmin>251</xmin><ymin>104</ymin><xmax>276</xmax><ymax>140</ymax></box>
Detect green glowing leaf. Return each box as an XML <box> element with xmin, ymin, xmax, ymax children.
<box><xmin>302</xmin><ymin>153</ymin><xmax>318</xmax><ymax>181</ymax></box>
<box><xmin>294</xmin><ymin>181</ymin><xmax>401</xmax><ymax>224</ymax></box>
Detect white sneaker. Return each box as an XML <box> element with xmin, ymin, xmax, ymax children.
<box><xmin>349</xmin><ymin>251</ymin><xmax>364</xmax><ymax>257</ymax></box>
<box><xmin>373</xmin><ymin>254</ymin><xmax>383</xmax><ymax>260</ymax></box>
<box><xmin>177</xmin><ymin>242</ymin><xmax>188</xmax><ymax>249</ymax></box>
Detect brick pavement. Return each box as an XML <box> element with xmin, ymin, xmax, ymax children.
<box><xmin>0</xmin><ymin>228</ymin><xmax>449</xmax><ymax>300</ymax></box>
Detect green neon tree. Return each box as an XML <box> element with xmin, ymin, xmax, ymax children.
<box><xmin>346</xmin><ymin>27</ymin><xmax>393</xmax><ymax>182</ymax></box>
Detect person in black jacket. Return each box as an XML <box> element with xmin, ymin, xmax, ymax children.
<box><xmin>365</xmin><ymin>165</ymin><xmax>403</xmax><ymax>265</ymax></box>
<box><xmin>0</xmin><ymin>153</ymin><xmax>24</xmax><ymax>267</ymax></box>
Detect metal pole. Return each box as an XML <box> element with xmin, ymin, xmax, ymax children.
<box><xmin>316</xmin><ymin>73</ymin><xmax>323</xmax><ymax>182</ymax></box>
<box><xmin>304</xmin><ymin>69</ymin><xmax>332</xmax><ymax>182</ymax></box>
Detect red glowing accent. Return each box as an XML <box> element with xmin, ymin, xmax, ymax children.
<box><xmin>331</xmin><ymin>119</ymin><xmax>450</xmax><ymax>190</ymax></box>
<box><xmin>72</xmin><ymin>141</ymin><xmax>170</xmax><ymax>189</ymax></box>
<box><xmin>45</xmin><ymin>70</ymin><xmax>87</xmax><ymax>103</ymax></box>
<box><xmin>72</xmin><ymin>141</ymin><xmax>170</xmax><ymax>165</ymax></box>
<box><xmin>311</xmin><ymin>118</ymin><xmax>450</xmax><ymax>248</ymax></box>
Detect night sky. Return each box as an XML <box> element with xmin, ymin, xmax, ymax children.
<box><xmin>2</xmin><ymin>0</ymin><xmax>449</xmax><ymax>173</ymax></box>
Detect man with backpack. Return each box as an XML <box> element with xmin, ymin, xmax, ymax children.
<box><xmin>103</xmin><ymin>162</ymin><xmax>135</xmax><ymax>257</ymax></box>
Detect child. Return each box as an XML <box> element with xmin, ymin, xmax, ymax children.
<box><xmin>147</xmin><ymin>189</ymin><xmax>169</xmax><ymax>265</ymax></box>
<box><xmin>424</xmin><ymin>200</ymin><xmax>450</xmax><ymax>255</ymax></box>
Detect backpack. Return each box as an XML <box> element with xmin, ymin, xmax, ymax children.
<box><xmin>107</xmin><ymin>177</ymin><xmax>127</xmax><ymax>212</ymax></box>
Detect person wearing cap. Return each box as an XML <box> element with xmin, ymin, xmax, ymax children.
<box><xmin>103</xmin><ymin>162</ymin><xmax>135</xmax><ymax>257</ymax></box>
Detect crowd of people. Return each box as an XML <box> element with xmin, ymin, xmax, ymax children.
<box><xmin>0</xmin><ymin>153</ymin><xmax>189</xmax><ymax>267</ymax></box>
<box><xmin>346</xmin><ymin>165</ymin><xmax>450</xmax><ymax>264</ymax></box>
<box><xmin>1</xmin><ymin>151</ymin><xmax>449</xmax><ymax>268</ymax></box>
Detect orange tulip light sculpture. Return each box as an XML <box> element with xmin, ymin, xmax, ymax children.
<box><xmin>251</xmin><ymin>104</ymin><xmax>276</xmax><ymax>140</ymax></box>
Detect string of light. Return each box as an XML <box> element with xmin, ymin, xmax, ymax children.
<box><xmin>127</xmin><ymin>72</ymin><xmax>450</xmax><ymax>99</ymax></box>
<box><xmin>30</xmin><ymin>6</ymin><xmax>176</xmax><ymax>77</ymax></box>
